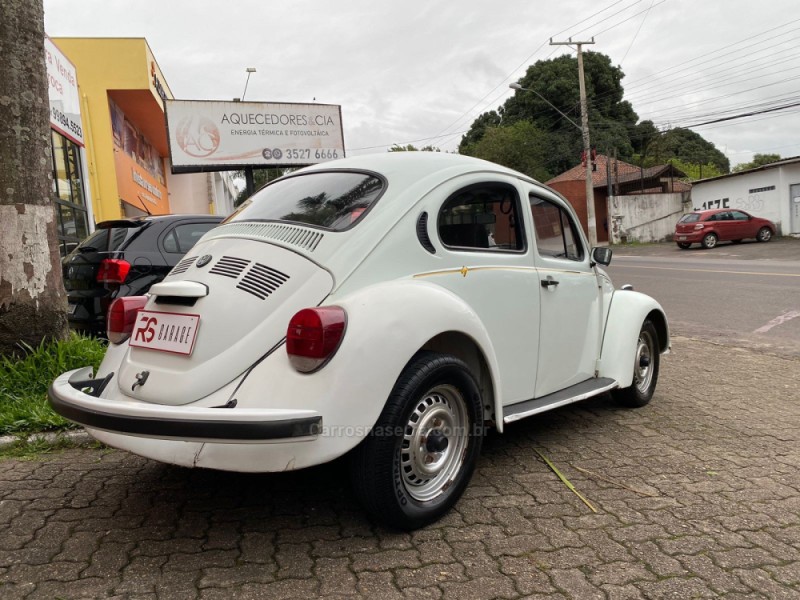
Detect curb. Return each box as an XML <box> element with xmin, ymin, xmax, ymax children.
<box><xmin>0</xmin><ymin>429</ymin><xmax>95</xmax><ymax>450</ymax></box>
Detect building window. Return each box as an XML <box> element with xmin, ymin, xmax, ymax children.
<box><xmin>51</xmin><ymin>130</ymin><xmax>90</xmax><ymax>257</ymax></box>
<box><xmin>748</xmin><ymin>185</ymin><xmax>775</xmax><ymax>194</ymax></box>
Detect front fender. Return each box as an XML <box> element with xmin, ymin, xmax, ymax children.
<box><xmin>229</xmin><ymin>278</ymin><xmax>501</xmax><ymax>466</ymax></box>
<box><xmin>599</xmin><ymin>290</ymin><xmax>669</xmax><ymax>387</ymax></box>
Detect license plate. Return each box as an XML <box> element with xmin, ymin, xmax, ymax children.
<box><xmin>129</xmin><ymin>310</ymin><xmax>200</xmax><ymax>356</ymax></box>
<box><xmin>67</xmin><ymin>303</ymin><xmax>78</xmax><ymax>315</ymax></box>
<box><xmin>678</xmin><ymin>236</ymin><xmax>686</xmax><ymax>241</ymax></box>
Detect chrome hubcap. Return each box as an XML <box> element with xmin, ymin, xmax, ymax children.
<box><xmin>400</xmin><ymin>384</ymin><xmax>469</xmax><ymax>502</ymax></box>
<box><xmin>634</xmin><ymin>331</ymin><xmax>655</xmax><ymax>394</ymax></box>
<box><xmin>705</xmin><ymin>235</ymin><xmax>716</xmax><ymax>248</ymax></box>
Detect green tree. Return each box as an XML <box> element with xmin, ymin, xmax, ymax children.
<box><xmin>462</xmin><ymin>52</ymin><xmax>639</xmax><ymax>173</ymax></box>
<box><xmin>0</xmin><ymin>0</ymin><xmax>68</xmax><ymax>355</ymax></box>
<box><xmin>461</xmin><ymin>121</ymin><xmax>552</xmax><ymax>182</ymax></box>
<box><xmin>659</xmin><ymin>128</ymin><xmax>729</xmax><ymax>172</ymax></box>
<box><xmin>669</xmin><ymin>158</ymin><xmax>724</xmax><ymax>181</ymax></box>
<box><xmin>388</xmin><ymin>144</ymin><xmax>441</xmax><ymax>152</ymax></box>
<box><xmin>732</xmin><ymin>153</ymin><xmax>781</xmax><ymax>172</ymax></box>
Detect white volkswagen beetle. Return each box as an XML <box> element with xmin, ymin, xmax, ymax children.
<box><xmin>50</xmin><ymin>152</ymin><xmax>668</xmax><ymax>529</ymax></box>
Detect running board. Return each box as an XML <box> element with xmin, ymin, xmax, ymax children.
<box><xmin>503</xmin><ymin>377</ymin><xmax>618</xmax><ymax>424</ymax></box>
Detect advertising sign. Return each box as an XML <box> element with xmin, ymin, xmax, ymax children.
<box><xmin>165</xmin><ymin>100</ymin><xmax>345</xmax><ymax>172</ymax></box>
<box><xmin>45</xmin><ymin>37</ymin><xmax>84</xmax><ymax>146</ymax></box>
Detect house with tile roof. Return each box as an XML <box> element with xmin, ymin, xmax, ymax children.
<box><xmin>546</xmin><ymin>154</ymin><xmax>690</xmax><ymax>244</ymax></box>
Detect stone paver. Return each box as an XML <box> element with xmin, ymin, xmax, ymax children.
<box><xmin>1</xmin><ymin>336</ymin><xmax>799</xmax><ymax>598</ymax></box>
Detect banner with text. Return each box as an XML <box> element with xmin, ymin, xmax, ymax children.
<box><xmin>165</xmin><ymin>100</ymin><xmax>344</xmax><ymax>172</ymax></box>
<box><xmin>45</xmin><ymin>37</ymin><xmax>84</xmax><ymax>146</ymax></box>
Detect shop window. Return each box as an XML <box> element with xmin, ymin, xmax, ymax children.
<box><xmin>51</xmin><ymin>130</ymin><xmax>90</xmax><ymax>257</ymax></box>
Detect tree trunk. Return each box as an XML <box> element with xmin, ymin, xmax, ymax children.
<box><xmin>0</xmin><ymin>0</ymin><xmax>68</xmax><ymax>355</ymax></box>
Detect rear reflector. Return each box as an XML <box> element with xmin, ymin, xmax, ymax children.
<box><xmin>107</xmin><ymin>296</ymin><xmax>148</xmax><ymax>344</ymax></box>
<box><xmin>97</xmin><ymin>259</ymin><xmax>131</xmax><ymax>284</ymax></box>
<box><xmin>286</xmin><ymin>306</ymin><xmax>347</xmax><ymax>373</ymax></box>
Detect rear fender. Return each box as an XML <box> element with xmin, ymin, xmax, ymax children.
<box><xmin>599</xmin><ymin>290</ymin><xmax>669</xmax><ymax>387</ymax></box>
<box><xmin>231</xmin><ymin>279</ymin><xmax>501</xmax><ymax>463</ymax></box>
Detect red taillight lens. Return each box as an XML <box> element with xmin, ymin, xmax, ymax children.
<box><xmin>107</xmin><ymin>296</ymin><xmax>148</xmax><ymax>344</ymax></box>
<box><xmin>286</xmin><ymin>306</ymin><xmax>347</xmax><ymax>373</ymax></box>
<box><xmin>97</xmin><ymin>259</ymin><xmax>131</xmax><ymax>283</ymax></box>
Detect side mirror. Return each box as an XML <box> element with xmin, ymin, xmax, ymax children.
<box><xmin>591</xmin><ymin>246</ymin><xmax>612</xmax><ymax>266</ymax></box>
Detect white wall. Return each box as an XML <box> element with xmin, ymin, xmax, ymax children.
<box><xmin>691</xmin><ymin>163</ymin><xmax>800</xmax><ymax>235</ymax></box>
<box><xmin>166</xmin><ymin>170</ymin><xmax>210</xmax><ymax>215</ymax></box>
<box><xmin>608</xmin><ymin>192</ymin><xmax>689</xmax><ymax>244</ymax></box>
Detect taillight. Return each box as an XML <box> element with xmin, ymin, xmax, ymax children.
<box><xmin>97</xmin><ymin>259</ymin><xmax>131</xmax><ymax>283</ymax></box>
<box><xmin>286</xmin><ymin>306</ymin><xmax>347</xmax><ymax>373</ymax></box>
<box><xmin>107</xmin><ymin>296</ymin><xmax>148</xmax><ymax>344</ymax></box>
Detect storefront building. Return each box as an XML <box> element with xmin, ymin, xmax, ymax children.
<box><xmin>45</xmin><ymin>37</ymin><xmax>92</xmax><ymax>256</ymax></box>
<box><xmin>51</xmin><ymin>37</ymin><xmax>175</xmax><ymax>222</ymax></box>
<box><xmin>50</xmin><ymin>38</ymin><xmax>237</xmax><ymax>226</ymax></box>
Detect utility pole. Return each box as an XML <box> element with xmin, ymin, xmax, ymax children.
<box><xmin>550</xmin><ymin>37</ymin><xmax>597</xmax><ymax>246</ymax></box>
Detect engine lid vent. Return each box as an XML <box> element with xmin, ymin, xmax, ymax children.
<box><xmin>236</xmin><ymin>263</ymin><xmax>290</xmax><ymax>300</ymax></box>
<box><xmin>209</xmin><ymin>255</ymin><xmax>251</xmax><ymax>278</ymax></box>
<box><xmin>169</xmin><ymin>256</ymin><xmax>198</xmax><ymax>276</ymax></box>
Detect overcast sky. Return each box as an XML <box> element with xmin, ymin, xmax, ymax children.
<box><xmin>43</xmin><ymin>0</ymin><xmax>800</xmax><ymax>169</ymax></box>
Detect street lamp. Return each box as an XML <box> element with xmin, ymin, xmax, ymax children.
<box><xmin>509</xmin><ymin>81</ymin><xmax>597</xmax><ymax>247</ymax></box>
<box><xmin>241</xmin><ymin>67</ymin><xmax>257</xmax><ymax>101</ymax></box>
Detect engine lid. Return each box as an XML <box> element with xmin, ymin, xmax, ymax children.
<box><xmin>117</xmin><ymin>237</ymin><xmax>334</xmax><ymax>405</ymax></box>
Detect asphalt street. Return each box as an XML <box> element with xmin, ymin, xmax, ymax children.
<box><xmin>0</xmin><ymin>240</ymin><xmax>798</xmax><ymax>599</ymax></box>
<box><xmin>608</xmin><ymin>238</ymin><xmax>800</xmax><ymax>358</ymax></box>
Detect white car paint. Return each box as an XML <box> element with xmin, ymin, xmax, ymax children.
<box><xmin>50</xmin><ymin>152</ymin><xmax>669</xmax><ymax>474</ymax></box>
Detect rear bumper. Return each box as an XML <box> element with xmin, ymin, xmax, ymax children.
<box><xmin>674</xmin><ymin>231</ymin><xmax>704</xmax><ymax>243</ymax></box>
<box><xmin>48</xmin><ymin>367</ymin><xmax>322</xmax><ymax>442</ymax></box>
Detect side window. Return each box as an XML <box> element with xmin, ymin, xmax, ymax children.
<box><xmin>529</xmin><ymin>195</ymin><xmax>584</xmax><ymax>261</ymax></box>
<box><xmin>163</xmin><ymin>222</ymin><xmax>217</xmax><ymax>254</ymax></box>
<box><xmin>438</xmin><ymin>183</ymin><xmax>523</xmax><ymax>251</ymax></box>
<box><xmin>731</xmin><ymin>211</ymin><xmax>748</xmax><ymax>220</ymax></box>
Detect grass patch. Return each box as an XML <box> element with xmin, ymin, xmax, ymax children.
<box><xmin>0</xmin><ymin>435</ymin><xmax>104</xmax><ymax>460</ymax></box>
<box><xmin>0</xmin><ymin>333</ymin><xmax>105</xmax><ymax>435</ymax></box>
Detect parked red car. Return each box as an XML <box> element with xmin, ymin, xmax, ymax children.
<box><xmin>675</xmin><ymin>209</ymin><xmax>776</xmax><ymax>249</ymax></box>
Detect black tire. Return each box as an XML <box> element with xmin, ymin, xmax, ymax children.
<box><xmin>677</xmin><ymin>242</ymin><xmax>691</xmax><ymax>249</ymax></box>
<box><xmin>701</xmin><ymin>232</ymin><xmax>718</xmax><ymax>249</ymax></box>
<box><xmin>349</xmin><ymin>351</ymin><xmax>484</xmax><ymax>530</ymax></box>
<box><xmin>757</xmin><ymin>227</ymin><xmax>772</xmax><ymax>242</ymax></box>
<box><xmin>612</xmin><ymin>320</ymin><xmax>660</xmax><ymax>408</ymax></box>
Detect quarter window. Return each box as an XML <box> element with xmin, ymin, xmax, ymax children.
<box><xmin>438</xmin><ymin>184</ymin><xmax>523</xmax><ymax>251</ymax></box>
<box><xmin>529</xmin><ymin>195</ymin><xmax>584</xmax><ymax>261</ymax></box>
<box><xmin>163</xmin><ymin>223</ymin><xmax>219</xmax><ymax>254</ymax></box>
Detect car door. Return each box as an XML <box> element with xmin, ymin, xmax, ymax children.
<box><xmin>713</xmin><ymin>211</ymin><xmax>736</xmax><ymax>241</ymax></box>
<box><xmin>730</xmin><ymin>210</ymin><xmax>752</xmax><ymax>239</ymax></box>
<box><xmin>527</xmin><ymin>191</ymin><xmax>603</xmax><ymax>398</ymax></box>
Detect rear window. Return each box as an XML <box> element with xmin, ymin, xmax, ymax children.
<box><xmin>226</xmin><ymin>172</ymin><xmax>384</xmax><ymax>231</ymax></box>
<box><xmin>678</xmin><ymin>213</ymin><xmax>701</xmax><ymax>223</ymax></box>
<box><xmin>72</xmin><ymin>225</ymin><xmax>139</xmax><ymax>253</ymax></box>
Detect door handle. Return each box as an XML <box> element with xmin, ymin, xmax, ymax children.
<box><xmin>541</xmin><ymin>277</ymin><xmax>559</xmax><ymax>289</ymax></box>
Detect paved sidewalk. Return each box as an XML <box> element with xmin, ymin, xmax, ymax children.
<box><xmin>1</xmin><ymin>336</ymin><xmax>798</xmax><ymax>599</ymax></box>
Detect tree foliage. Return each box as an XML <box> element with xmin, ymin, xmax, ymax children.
<box><xmin>388</xmin><ymin>144</ymin><xmax>441</xmax><ymax>152</ymax></box>
<box><xmin>460</xmin><ymin>52</ymin><xmax>730</xmax><ymax>179</ymax></box>
<box><xmin>732</xmin><ymin>153</ymin><xmax>781</xmax><ymax>172</ymax></box>
<box><xmin>460</xmin><ymin>122</ymin><xmax>552</xmax><ymax>182</ymax></box>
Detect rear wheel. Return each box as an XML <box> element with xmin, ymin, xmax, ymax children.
<box><xmin>349</xmin><ymin>352</ymin><xmax>484</xmax><ymax>530</ymax></box>
<box><xmin>757</xmin><ymin>227</ymin><xmax>772</xmax><ymax>242</ymax></box>
<box><xmin>677</xmin><ymin>242</ymin><xmax>691</xmax><ymax>249</ymax></box>
<box><xmin>613</xmin><ymin>320</ymin><xmax>660</xmax><ymax>408</ymax></box>
<box><xmin>701</xmin><ymin>232</ymin><xmax>718</xmax><ymax>249</ymax></box>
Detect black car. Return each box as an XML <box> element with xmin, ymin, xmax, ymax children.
<box><xmin>63</xmin><ymin>214</ymin><xmax>223</xmax><ymax>335</ymax></box>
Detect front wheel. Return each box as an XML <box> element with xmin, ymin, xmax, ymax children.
<box><xmin>701</xmin><ymin>232</ymin><xmax>718</xmax><ymax>249</ymax></box>
<box><xmin>612</xmin><ymin>320</ymin><xmax>660</xmax><ymax>408</ymax></box>
<box><xmin>757</xmin><ymin>227</ymin><xmax>772</xmax><ymax>242</ymax></box>
<box><xmin>349</xmin><ymin>352</ymin><xmax>484</xmax><ymax>530</ymax></box>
